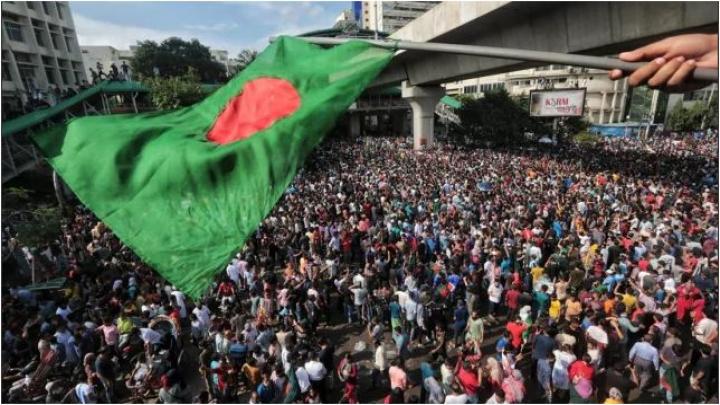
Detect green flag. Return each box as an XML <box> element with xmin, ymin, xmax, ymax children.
<box><xmin>34</xmin><ymin>37</ymin><xmax>392</xmax><ymax>299</ymax></box>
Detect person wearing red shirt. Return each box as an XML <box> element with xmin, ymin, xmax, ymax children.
<box><xmin>691</xmin><ymin>292</ymin><xmax>706</xmax><ymax>320</ymax></box>
<box><xmin>568</xmin><ymin>355</ymin><xmax>595</xmax><ymax>402</ymax></box>
<box><xmin>505</xmin><ymin>285</ymin><xmax>521</xmax><ymax>320</ymax></box>
<box><xmin>676</xmin><ymin>282</ymin><xmax>701</xmax><ymax>324</ymax></box>
<box><xmin>455</xmin><ymin>359</ymin><xmax>479</xmax><ymax>402</ymax></box>
<box><xmin>506</xmin><ymin>316</ymin><xmax>526</xmax><ymax>350</ymax></box>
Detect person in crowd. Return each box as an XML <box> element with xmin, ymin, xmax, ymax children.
<box><xmin>1</xmin><ymin>114</ymin><xmax>718</xmax><ymax>404</ymax></box>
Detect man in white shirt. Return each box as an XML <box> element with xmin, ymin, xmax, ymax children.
<box><xmin>353</xmin><ymin>272</ymin><xmax>367</xmax><ymax>290</ymax></box>
<box><xmin>226</xmin><ymin>262</ymin><xmax>240</xmax><ymax>287</ymax></box>
<box><xmin>373</xmin><ymin>340</ymin><xmax>387</xmax><ymax>388</ymax></box>
<box><xmin>350</xmin><ymin>284</ymin><xmax>368</xmax><ymax>323</ymax></box>
<box><xmin>304</xmin><ymin>353</ymin><xmax>327</xmax><ymax>399</ymax></box>
<box><xmin>487</xmin><ymin>279</ymin><xmax>504</xmax><ymax>318</ymax></box>
<box><xmin>170</xmin><ymin>289</ymin><xmax>187</xmax><ymax>318</ymax></box>
<box><xmin>295</xmin><ymin>363</ymin><xmax>311</xmax><ymax>394</ymax></box>
<box><xmin>193</xmin><ymin>304</ymin><xmax>211</xmax><ymax>329</ymax></box>
<box><xmin>692</xmin><ymin>312</ymin><xmax>719</xmax><ymax>346</ymax></box>
<box><xmin>444</xmin><ymin>384</ymin><xmax>469</xmax><ymax>404</ymax></box>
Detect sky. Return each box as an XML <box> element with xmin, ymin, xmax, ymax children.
<box><xmin>69</xmin><ymin>1</ymin><xmax>350</xmax><ymax>57</ymax></box>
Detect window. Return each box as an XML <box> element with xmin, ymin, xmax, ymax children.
<box><xmin>26</xmin><ymin>2</ymin><xmax>35</xmax><ymax>10</ymax></box>
<box><xmin>64</xmin><ymin>36</ymin><xmax>72</xmax><ymax>52</ymax></box>
<box><xmin>45</xmin><ymin>68</ymin><xmax>57</xmax><ymax>84</ymax></box>
<box><xmin>4</xmin><ymin>21</ymin><xmax>24</xmax><ymax>42</ymax></box>
<box><xmin>74</xmin><ymin>71</ymin><xmax>82</xmax><ymax>83</ymax></box>
<box><xmin>51</xmin><ymin>34</ymin><xmax>60</xmax><ymax>50</ymax></box>
<box><xmin>42</xmin><ymin>56</ymin><xmax>54</xmax><ymax>66</ymax></box>
<box><xmin>558</xmin><ymin>78</ymin><xmax>567</xmax><ymax>83</ymax></box>
<box><xmin>18</xmin><ymin>66</ymin><xmax>35</xmax><ymax>88</ymax></box>
<box><xmin>60</xmin><ymin>69</ymin><xmax>69</xmax><ymax>85</ymax></box>
<box><xmin>81</xmin><ymin>49</ymin><xmax>88</xmax><ymax>54</ymax></box>
<box><xmin>2</xmin><ymin>62</ymin><xmax>12</xmax><ymax>81</ymax></box>
<box><xmin>13</xmin><ymin>52</ymin><xmax>32</xmax><ymax>63</ymax></box>
<box><xmin>34</xmin><ymin>28</ymin><xmax>45</xmax><ymax>46</ymax></box>
<box><xmin>56</xmin><ymin>3</ymin><xmax>63</xmax><ymax>19</ymax></box>
<box><xmin>42</xmin><ymin>2</ymin><xmax>50</xmax><ymax>14</ymax></box>
<box><xmin>463</xmin><ymin>85</ymin><xmax>477</xmax><ymax>94</ymax></box>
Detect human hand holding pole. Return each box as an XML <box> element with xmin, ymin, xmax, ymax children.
<box><xmin>609</xmin><ymin>33</ymin><xmax>718</xmax><ymax>91</ymax></box>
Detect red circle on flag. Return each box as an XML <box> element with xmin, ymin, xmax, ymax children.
<box><xmin>207</xmin><ymin>77</ymin><xmax>301</xmax><ymax>145</ymax></box>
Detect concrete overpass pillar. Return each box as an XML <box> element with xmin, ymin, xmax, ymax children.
<box><xmin>402</xmin><ymin>81</ymin><xmax>444</xmax><ymax>150</ymax></box>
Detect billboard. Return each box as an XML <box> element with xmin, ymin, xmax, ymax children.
<box><xmin>529</xmin><ymin>88</ymin><xmax>586</xmax><ymax>117</ymax></box>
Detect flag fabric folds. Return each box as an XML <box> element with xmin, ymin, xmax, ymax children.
<box><xmin>33</xmin><ymin>36</ymin><xmax>393</xmax><ymax>299</ymax></box>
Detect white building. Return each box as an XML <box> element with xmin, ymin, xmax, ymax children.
<box><xmin>444</xmin><ymin>65</ymin><xmax>631</xmax><ymax>124</ymax></box>
<box><xmin>1</xmin><ymin>1</ymin><xmax>86</xmax><ymax>106</ymax></box>
<box><xmin>80</xmin><ymin>45</ymin><xmax>134</xmax><ymax>81</ymax></box>
<box><xmin>360</xmin><ymin>1</ymin><xmax>437</xmax><ymax>34</ymax></box>
<box><xmin>335</xmin><ymin>10</ymin><xmax>355</xmax><ymax>24</ymax></box>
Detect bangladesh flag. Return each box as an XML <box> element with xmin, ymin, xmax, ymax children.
<box><xmin>34</xmin><ymin>37</ymin><xmax>393</xmax><ymax>299</ymax></box>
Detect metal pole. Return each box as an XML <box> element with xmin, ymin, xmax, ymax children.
<box><xmin>131</xmin><ymin>92</ymin><xmax>138</xmax><ymax>113</ymax></box>
<box><xmin>701</xmin><ymin>83</ymin><xmax>716</xmax><ymax>130</ymax></box>
<box><xmin>279</xmin><ymin>36</ymin><xmax>718</xmax><ymax>83</ymax></box>
<box><xmin>53</xmin><ymin>170</ymin><xmax>65</xmax><ymax>211</ymax></box>
<box><xmin>373</xmin><ymin>1</ymin><xmax>379</xmax><ymax>40</ymax></box>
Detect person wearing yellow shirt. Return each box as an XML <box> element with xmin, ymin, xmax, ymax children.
<box><xmin>117</xmin><ymin>312</ymin><xmax>134</xmax><ymax>335</ymax></box>
<box><xmin>530</xmin><ymin>266</ymin><xmax>545</xmax><ymax>285</ymax></box>
<box><xmin>620</xmin><ymin>291</ymin><xmax>636</xmax><ymax>311</ymax></box>
<box><xmin>548</xmin><ymin>294</ymin><xmax>562</xmax><ymax>322</ymax></box>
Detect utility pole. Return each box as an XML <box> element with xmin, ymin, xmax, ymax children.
<box><xmin>701</xmin><ymin>83</ymin><xmax>717</xmax><ymax>130</ymax></box>
<box><xmin>373</xmin><ymin>1</ymin><xmax>380</xmax><ymax>40</ymax></box>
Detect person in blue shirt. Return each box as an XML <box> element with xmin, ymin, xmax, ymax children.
<box><xmin>533</xmin><ymin>285</ymin><xmax>550</xmax><ymax>319</ymax></box>
<box><xmin>602</xmin><ymin>269</ymin><xmax>624</xmax><ymax>291</ymax></box>
<box><xmin>389</xmin><ymin>298</ymin><xmax>402</xmax><ymax>333</ymax></box>
<box><xmin>552</xmin><ymin>220</ymin><xmax>563</xmax><ymax>238</ymax></box>
<box><xmin>256</xmin><ymin>370</ymin><xmax>276</xmax><ymax>403</ymax></box>
<box><xmin>393</xmin><ymin>326</ymin><xmax>411</xmax><ymax>362</ymax></box>
<box><xmin>453</xmin><ymin>301</ymin><xmax>469</xmax><ymax>346</ymax></box>
<box><xmin>495</xmin><ymin>331</ymin><xmax>511</xmax><ymax>360</ymax></box>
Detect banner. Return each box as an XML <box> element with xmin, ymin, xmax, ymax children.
<box><xmin>529</xmin><ymin>88</ymin><xmax>586</xmax><ymax>117</ymax></box>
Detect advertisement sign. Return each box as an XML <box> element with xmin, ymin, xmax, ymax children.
<box><xmin>529</xmin><ymin>88</ymin><xmax>586</xmax><ymax>117</ymax></box>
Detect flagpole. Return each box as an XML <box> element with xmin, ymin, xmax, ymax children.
<box><xmin>278</xmin><ymin>36</ymin><xmax>717</xmax><ymax>82</ymax></box>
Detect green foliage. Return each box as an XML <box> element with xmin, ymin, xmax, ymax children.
<box><xmin>455</xmin><ymin>94</ymin><xmax>476</xmax><ymax>105</ymax></box>
<box><xmin>232</xmin><ymin>49</ymin><xmax>258</xmax><ymax>76</ymax></box>
<box><xmin>2</xmin><ymin>187</ymin><xmax>62</xmax><ymax>248</ymax></box>
<box><xmin>143</xmin><ymin>69</ymin><xmax>205</xmax><ymax>110</ymax></box>
<box><xmin>665</xmin><ymin>99</ymin><xmax>716</xmax><ymax>132</ymax></box>
<box><xmin>573</xmin><ymin>131</ymin><xmax>600</xmax><ymax>144</ymax></box>
<box><xmin>456</xmin><ymin>89</ymin><xmax>532</xmax><ymax>146</ymax></box>
<box><xmin>131</xmin><ymin>37</ymin><xmax>226</xmax><ymax>83</ymax></box>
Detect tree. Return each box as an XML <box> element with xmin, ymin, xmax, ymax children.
<box><xmin>666</xmin><ymin>101</ymin><xmax>710</xmax><ymax>132</ymax></box>
<box><xmin>333</xmin><ymin>17</ymin><xmax>361</xmax><ymax>35</ymax></box>
<box><xmin>143</xmin><ymin>68</ymin><xmax>205</xmax><ymax>110</ymax></box>
<box><xmin>2</xmin><ymin>187</ymin><xmax>62</xmax><ymax>249</ymax></box>
<box><xmin>232</xmin><ymin>49</ymin><xmax>258</xmax><ymax>76</ymax></box>
<box><xmin>456</xmin><ymin>89</ymin><xmax>531</xmax><ymax>145</ymax></box>
<box><xmin>131</xmin><ymin>37</ymin><xmax>226</xmax><ymax>83</ymax></box>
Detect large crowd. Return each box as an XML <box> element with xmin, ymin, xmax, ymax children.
<box><xmin>1</xmin><ymin>132</ymin><xmax>718</xmax><ymax>404</ymax></box>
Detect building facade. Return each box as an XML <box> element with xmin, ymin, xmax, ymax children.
<box><xmin>80</xmin><ymin>45</ymin><xmax>134</xmax><ymax>81</ymax></box>
<box><xmin>360</xmin><ymin>1</ymin><xmax>437</xmax><ymax>34</ymax></box>
<box><xmin>444</xmin><ymin>65</ymin><xmax>631</xmax><ymax>125</ymax></box>
<box><xmin>2</xmin><ymin>1</ymin><xmax>86</xmax><ymax>106</ymax></box>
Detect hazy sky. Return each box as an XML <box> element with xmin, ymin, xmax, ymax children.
<box><xmin>70</xmin><ymin>1</ymin><xmax>349</xmax><ymax>57</ymax></box>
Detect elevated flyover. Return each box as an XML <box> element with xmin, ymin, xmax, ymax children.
<box><xmin>374</xmin><ymin>1</ymin><xmax>718</xmax><ymax>149</ymax></box>
<box><xmin>374</xmin><ymin>1</ymin><xmax>719</xmax><ymax>88</ymax></box>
